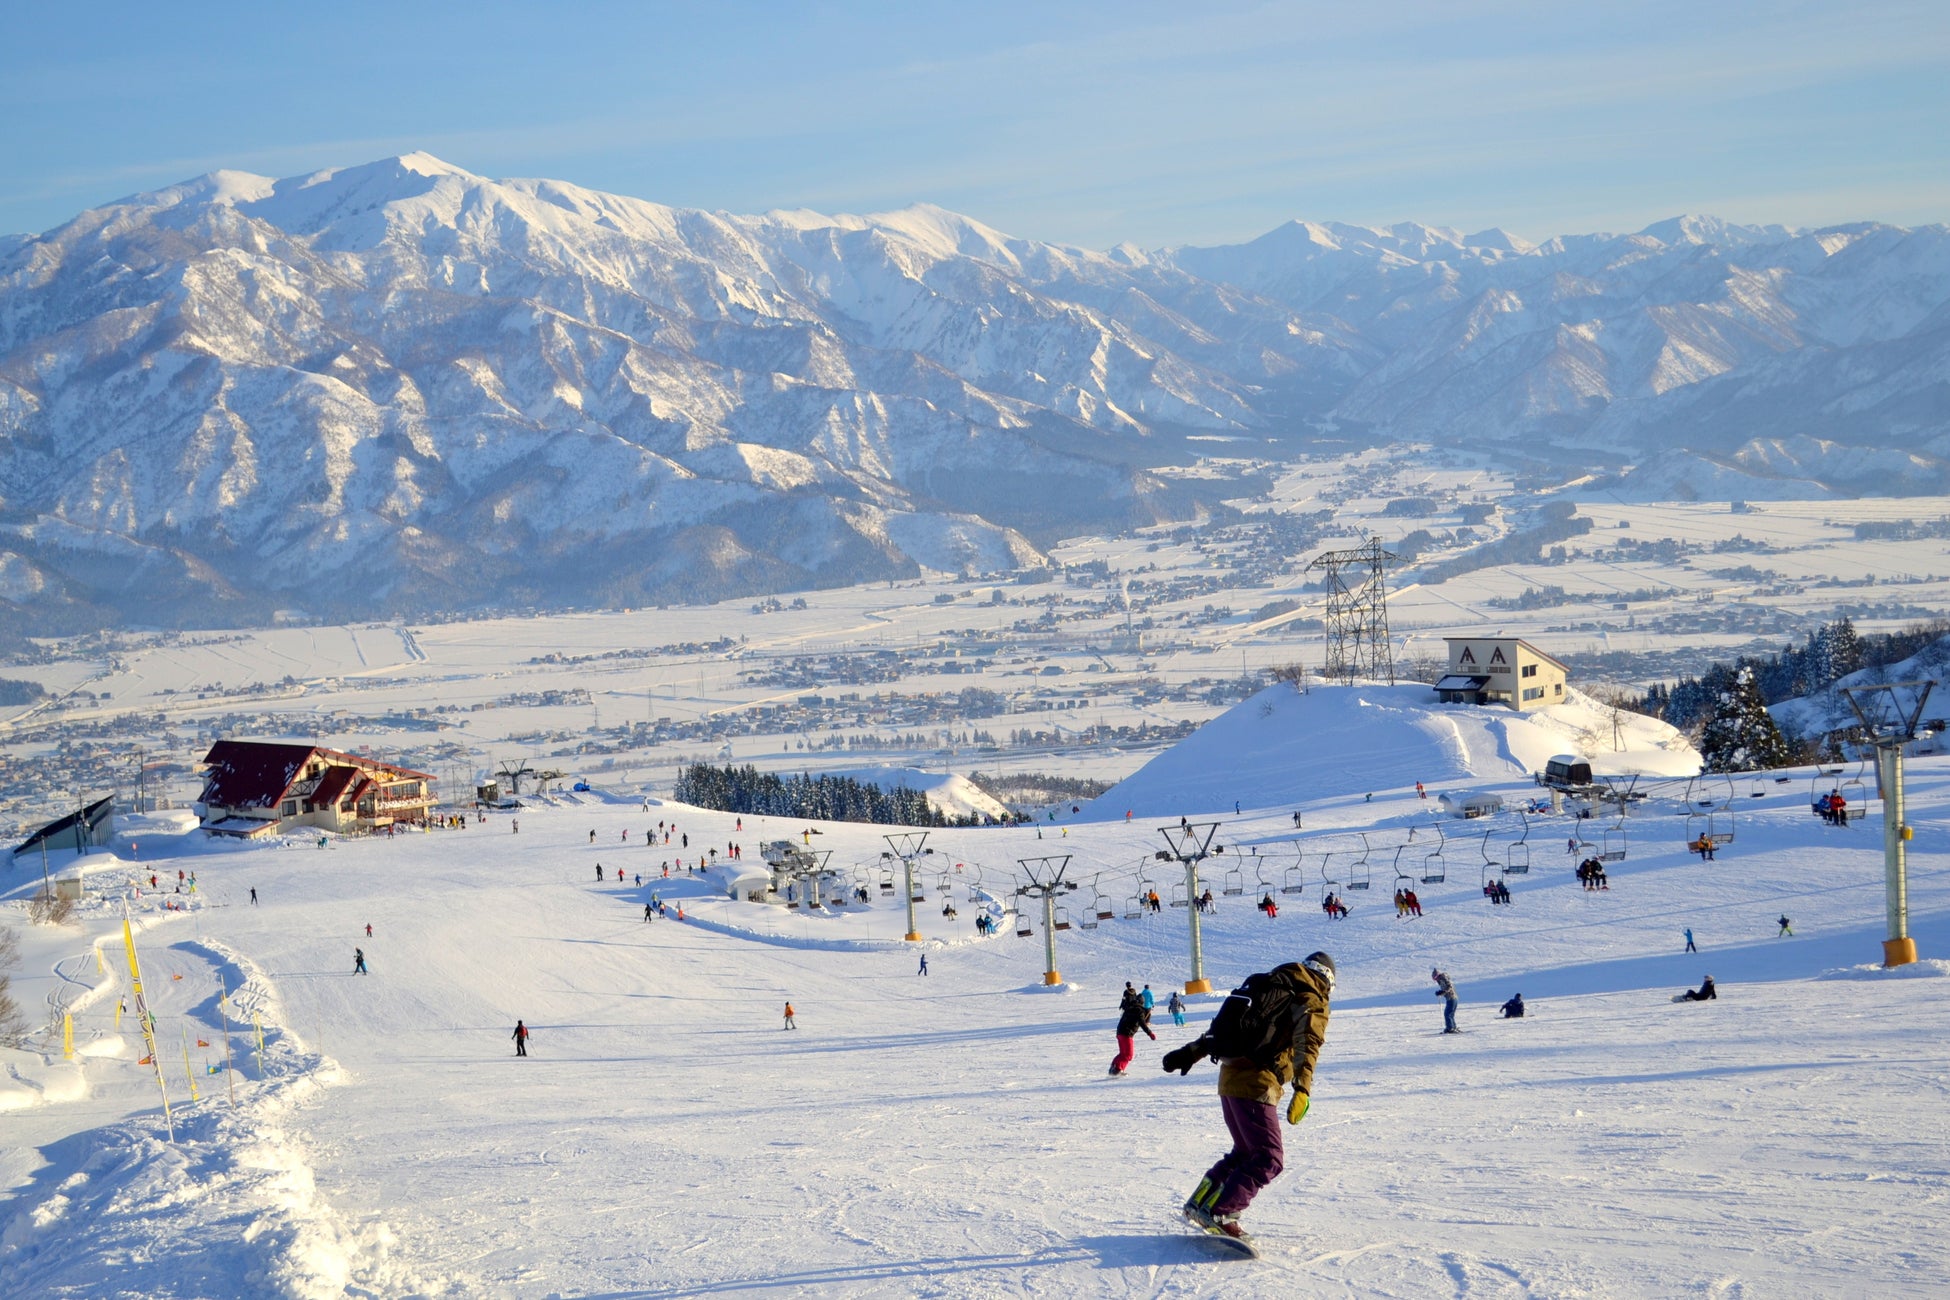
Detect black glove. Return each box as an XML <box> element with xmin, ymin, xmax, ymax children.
<box><xmin>1161</xmin><ymin>1043</ymin><xmax>1206</xmax><ymax>1075</ymax></box>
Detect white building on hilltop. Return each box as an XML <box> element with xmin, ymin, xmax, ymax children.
<box><xmin>1434</xmin><ymin>637</ymin><xmax>1568</xmax><ymax>712</ymax></box>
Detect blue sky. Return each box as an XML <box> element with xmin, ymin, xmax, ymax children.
<box><xmin>3</xmin><ymin>1</ymin><xmax>1945</xmax><ymax>247</ymax></box>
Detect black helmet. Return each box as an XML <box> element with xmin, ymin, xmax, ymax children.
<box><xmin>1302</xmin><ymin>951</ymin><xmax>1336</xmax><ymax>989</ymax></box>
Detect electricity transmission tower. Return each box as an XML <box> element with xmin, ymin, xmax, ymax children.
<box><xmin>1306</xmin><ymin>537</ymin><xmax>1396</xmax><ymax>685</ymax></box>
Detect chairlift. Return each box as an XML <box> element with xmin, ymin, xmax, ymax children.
<box><xmin>1706</xmin><ymin>810</ymin><xmax>1734</xmax><ymax>848</ymax></box>
<box><xmin>1421</xmin><ymin>821</ymin><xmax>1448</xmax><ymax>884</ymax></box>
<box><xmin>910</xmin><ymin>878</ymin><xmax>927</xmax><ymax>903</ymax></box>
<box><xmin>1222</xmin><ymin>866</ymin><xmax>1245</xmax><ymax>897</ymax></box>
<box><xmin>1319</xmin><ymin>851</ymin><xmax>1341</xmax><ymax>895</ymax></box>
<box><xmin>1078</xmin><ymin>882</ymin><xmax>1101</xmax><ymax>931</ymax></box>
<box><xmin>1124</xmin><ymin>892</ymin><xmax>1144</xmax><ymax>920</ymax></box>
<box><xmin>1809</xmin><ymin>766</ymin><xmax>1845</xmax><ymax>814</ymax></box>
<box><xmin>1480</xmin><ymin>828</ymin><xmax>1503</xmax><ymax>879</ymax></box>
<box><xmin>966</xmin><ymin>866</ymin><xmax>985</xmax><ymax>904</ymax></box>
<box><xmin>1504</xmin><ymin>812</ymin><xmax>1531</xmax><ymax>876</ymax></box>
<box><xmin>1840</xmin><ymin>760</ymin><xmax>1869</xmax><ymax>820</ymax></box>
<box><xmin>1255</xmin><ymin>858</ymin><xmax>1274</xmax><ymax>893</ymax></box>
<box><xmin>1392</xmin><ymin>845</ymin><xmax>1413</xmax><ymax>892</ymax></box>
<box><xmin>878</xmin><ymin>865</ymin><xmax>896</xmax><ymax>895</ymax></box>
<box><xmin>1346</xmin><ymin>834</ymin><xmax>1373</xmax><ymax>891</ymax></box>
<box><xmin>1054</xmin><ymin>904</ymin><xmax>1073</xmax><ymax>932</ymax></box>
<box><xmin>1169</xmin><ymin>881</ymin><xmax>1189</xmax><ymax>909</ymax></box>
<box><xmin>1280</xmin><ymin>855</ymin><xmax>1308</xmax><ymax>896</ymax></box>
<box><xmin>1094</xmin><ymin>876</ymin><xmax>1116</xmax><ymax>922</ymax></box>
<box><xmin>1598</xmin><ymin>819</ymin><xmax>1628</xmax><ymax>863</ymax></box>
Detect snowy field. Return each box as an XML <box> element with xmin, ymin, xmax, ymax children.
<box><xmin>5</xmin><ymin>694</ymin><xmax>1949</xmax><ymax>1298</ymax></box>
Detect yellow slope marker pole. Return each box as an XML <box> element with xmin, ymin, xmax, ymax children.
<box><xmin>121</xmin><ymin>909</ymin><xmax>174</xmax><ymax>1141</ymax></box>
<box><xmin>63</xmin><ymin>1013</ymin><xmax>73</xmax><ymax>1060</ymax></box>
<box><xmin>219</xmin><ymin>979</ymin><xmax>236</xmax><ymax>1106</ymax></box>
<box><xmin>181</xmin><ymin>1029</ymin><xmax>199</xmax><ymax>1103</ymax></box>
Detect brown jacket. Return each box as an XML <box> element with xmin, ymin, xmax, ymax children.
<box><xmin>1215</xmin><ymin>961</ymin><xmax>1332</xmax><ymax>1106</ymax></box>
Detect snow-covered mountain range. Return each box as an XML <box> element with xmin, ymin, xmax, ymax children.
<box><xmin>2</xmin><ymin>153</ymin><xmax>1946</xmax><ymax>628</ymax></box>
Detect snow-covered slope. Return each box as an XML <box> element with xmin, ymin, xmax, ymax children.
<box><xmin>3</xmin><ymin>155</ymin><xmax>1948</xmax><ymax>628</ymax></box>
<box><xmin>1089</xmin><ymin>682</ymin><xmax>1700</xmax><ymax>818</ymax></box>
<box><xmin>4</xmin><ymin>757</ymin><xmax>1947</xmax><ymax>1297</ymax></box>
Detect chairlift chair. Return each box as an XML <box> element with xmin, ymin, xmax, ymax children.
<box><xmin>1479</xmin><ymin>828</ymin><xmax>1502</xmax><ymax>879</ymax></box>
<box><xmin>1504</xmin><ymin>813</ymin><xmax>1531</xmax><ymax>875</ymax></box>
<box><xmin>1421</xmin><ymin>821</ymin><xmax>1448</xmax><ymax>884</ymax></box>
<box><xmin>1255</xmin><ymin>859</ymin><xmax>1274</xmax><ymax>893</ymax></box>
<box><xmin>1810</xmin><ymin>766</ymin><xmax>1845</xmax><ymax>814</ymax></box>
<box><xmin>1170</xmin><ymin>881</ymin><xmax>1189</xmax><ymax>909</ymax></box>
<box><xmin>1318</xmin><ymin>851</ymin><xmax>1341</xmax><ymax>895</ymax></box>
<box><xmin>1598</xmin><ymin>820</ymin><xmax>1627</xmax><ymax>863</ymax></box>
<box><xmin>1346</xmin><ymin>834</ymin><xmax>1373</xmax><ymax>891</ymax></box>
<box><xmin>1014</xmin><ymin>899</ymin><xmax>1033</xmax><ymax>937</ymax></box>
<box><xmin>1054</xmin><ymin>904</ymin><xmax>1072</xmax><ymax>932</ymax></box>
<box><xmin>1706</xmin><ymin>811</ymin><xmax>1734</xmax><ymax>847</ymax></box>
<box><xmin>1094</xmin><ymin>882</ymin><xmax>1116</xmax><ymax>923</ymax></box>
<box><xmin>1078</xmin><ymin>887</ymin><xmax>1100</xmax><ymax>931</ymax></box>
<box><xmin>1840</xmin><ymin>761</ymin><xmax>1869</xmax><ymax>821</ymax></box>
<box><xmin>1123</xmin><ymin>892</ymin><xmax>1144</xmax><ymax>920</ymax></box>
<box><xmin>1280</xmin><ymin>859</ymin><xmax>1308</xmax><ymax>896</ymax></box>
<box><xmin>1391</xmin><ymin>846</ymin><xmax>1413</xmax><ymax>893</ymax></box>
<box><xmin>1222</xmin><ymin>867</ymin><xmax>1245</xmax><ymax>897</ymax></box>
<box><xmin>878</xmin><ymin>865</ymin><xmax>896</xmax><ymax>895</ymax></box>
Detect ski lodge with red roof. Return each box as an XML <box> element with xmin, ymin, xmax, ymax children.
<box><xmin>195</xmin><ymin>741</ymin><xmax>437</xmax><ymax>838</ymax></box>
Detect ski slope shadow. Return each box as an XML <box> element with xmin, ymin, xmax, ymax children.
<box><xmin>1332</xmin><ymin>901</ymin><xmax>1950</xmax><ymax>1011</ymax></box>
<box><xmin>569</xmin><ymin>1236</ymin><xmax>1235</xmax><ymax>1298</ymax></box>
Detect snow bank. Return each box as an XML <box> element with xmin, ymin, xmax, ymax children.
<box><xmin>1089</xmin><ymin>682</ymin><xmax>1699</xmax><ymax>817</ymax></box>
<box><xmin>833</xmin><ymin>766</ymin><xmax>1011</xmax><ymax>821</ymax></box>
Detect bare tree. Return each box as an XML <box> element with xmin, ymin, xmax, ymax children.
<box><xmin>0</xmin><ymin>928</ymin><xmax>25</xmax><ymax>1048</ymax></box>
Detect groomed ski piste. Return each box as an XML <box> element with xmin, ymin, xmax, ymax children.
<box><xmin>4</xmin><ymin>684</ymin><xmax>1949</xmax><ymax>1299</ymax></box>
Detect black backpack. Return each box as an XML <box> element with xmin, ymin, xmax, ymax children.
<box><xmin>1204</xmin><ymin>970</ymin><xmax>1298</xmax><ymax>1066</ymax></box>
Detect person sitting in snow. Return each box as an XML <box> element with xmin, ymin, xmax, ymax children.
<box><xmin>1681</xmin><ymin>975</ymin><xmax>1717</xmax><ymax>1001</ymax></box>
<box><xmin>1499</xmin><ymin>993</ymin><xmax>1525</xmax><ymax>1018</ymax></box>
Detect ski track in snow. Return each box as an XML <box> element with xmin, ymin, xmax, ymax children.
<box><xmin>4</xmin><ymin>755</ymin><xmax>1950</xmax><ymax>1298</ymax></box>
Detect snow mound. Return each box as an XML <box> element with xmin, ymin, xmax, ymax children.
<box><xmin>833</xmin><ymin>767</ymin><xmax>1010</xmax><ymax>821</ymax></box>
<box><xmin>1818</xmin><ymin>959</ymin><xmax>1950</xmax><ymax>980</ymax></box>
<box><xmin>1088</xmin><ymin>682</ymin><xmax>1699</xmax><ymax>817</ymax></box>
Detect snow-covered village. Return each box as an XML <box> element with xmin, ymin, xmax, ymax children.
<box><xmin>5</xmin><ymin>6</ymin><xmax>1950</xmax><ymax>1298</ymax></box>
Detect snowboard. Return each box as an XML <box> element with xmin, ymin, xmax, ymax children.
<box><xmin>1180</xmin><ymin>1212</ymin><xmax>1259</xmax><ymax>1258</ymax></box>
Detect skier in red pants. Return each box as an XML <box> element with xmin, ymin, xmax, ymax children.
<box><xmin>1162</xmin><ymin>952</ymin><xmax>1335</xmax><ymax>1243</ymax></box>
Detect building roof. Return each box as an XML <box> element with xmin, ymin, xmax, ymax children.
<box><xmin>12</xmin><ymin>794</ymin><xmax>115</xmax><ymax>857</ymax></box>
<box><xmin>199</xmin><ymin>741</ymin><xmax>318</xmax><ymax>810</ymax></box>
<box><xmin>199</xmin><ymin>741</ymin><xmax>435</xmax><ymax>812</ymax></box>
<box><xmin>1441</xmin><ymin>635</ymin><xmax>1570</xmax><ymax>673</ymax></box>
<box><xmin>309</xmin><ymin>764</ymin><xmax>362</xmax><ymax>809</ymax></box>
<box><xmin>1434</xmin><ymin>674</ymin><xmax>1491</xmax><ymax>691</ymax></box>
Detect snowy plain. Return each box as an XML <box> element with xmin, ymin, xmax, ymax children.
<box><xmin>5</xmin><ymin>684</ymin><xmax>1949</xmax><ymax>1299</ymax></box>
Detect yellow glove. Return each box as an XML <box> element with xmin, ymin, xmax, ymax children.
<box><xmin>1286</xmin><ymin>1091</ymin><xmax>1310</xmax><ymax>1125</ymax></box>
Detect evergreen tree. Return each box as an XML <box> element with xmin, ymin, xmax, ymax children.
<box><xmin>1698</xmin><ymin>666</ymin><xmax>1795</xmax><ymax>772</ymax></box>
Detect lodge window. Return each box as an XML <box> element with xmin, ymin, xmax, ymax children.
<box><xmin>1521</xmin><ymin>664</ymin><xmax>1537</xmax><ymax>678</ymax></box>
<box><xmin>1523</xmin><ymin>686</ymin><xmax>1544</xmax><ymax>701</ymax></box>
<box><xmin>281</xmin><ymin>800</ymin><xmax>298</xmax><ymax>816</ymax></box>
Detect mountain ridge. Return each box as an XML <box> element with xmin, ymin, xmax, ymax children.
<box><xmin>2</xmin><ymin>153</ymin><xmax>1947</xmax><ymax>631</ymax></box>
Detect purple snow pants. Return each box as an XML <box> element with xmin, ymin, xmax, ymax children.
<box><xmin>1203</xmin><ymin>1094</ymin><xmax>1285</xmax><ymax>1214</ymax></box>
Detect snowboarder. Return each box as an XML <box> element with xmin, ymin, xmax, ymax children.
<box><xmin>1110</xmin><ymin>984</ymin><xmax>1147</xmax><ymax>1075</ymax></box>
<box><xmin>918</xmin><ymin>953</ymin><xmax>929</xmax><ymax>976</ymax></box>
<box><xmin>353</xmin><ymin>948</ymin><xmax>367</xmax><ymax>975</ymax></box>
<box><xmin>512</xmin><ymin>1020</ymin><xmax>529</xmax><ymax>1056</ymax></box>
<box><xmin>249</xmin><ymin>887</ymin><xmax>257</xmax><ymax>905</ymax></box>
<box><xmin>365</xmin><ymin>923</ymin><xmax>372</xmax><ymax>937</ymax></box>
<box><xmin>1499</xmin><ymin>993</ymin><xmax>1525</xmax><ymax>1019</ymax></box>
<box><xmin>783</xmin><ymin>1001</ymin><xmax>797</xmax><ymax>1029</ymax></box>
<box><xmin>1168</xmin><ymin>990</ymin><xmax>1186</xmax><ymax>1027</ymax></box>
<box><xmin>1778</xmin><ymin>915</ymin><xmax>1793</xmax><ymax>937</ymax></box>
<box><xmin>1680</xmin><ymin>976</ymin><xmax>1717</xmax><ymax>1002</ymax></box>
<box><xmin>596</xmin><ymin>864</ymin><xmax>605</xmax><ymax>881</ymax></box>
<box><xmin>1433</xmin><ymin>968</ymin><xmax>1458</xmax><ymax>1032</ymax></box>
<box><xmin>1684</xmin><ymin>927</ymin><xmax>1697</xmax><ymax>953</ymax></box>
<box><xmin>1164</xmin><ymin>951</ymin><xmax>1334</xmax><ymax>1244</ymax></box>
<box><xmin>644</xmin><ymin>903</ymin><xmax>654</xmax><ymax>922</ymax></box>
